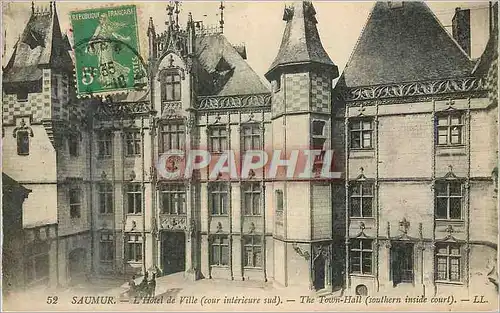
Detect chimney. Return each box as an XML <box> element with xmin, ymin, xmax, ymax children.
<box><xmin>452</xmin><ymin>8</ymin><xmax>471</xmax><ymax>56</ymax></box>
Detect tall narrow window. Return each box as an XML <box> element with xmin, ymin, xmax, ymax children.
<box><xmin>436</xmin><ymin>113</ymin><xmax>464</xmax><ymax>146</ymax></box>
<box><xmin>97</xmin><ymin>131</ymin><xmax>112</xmax><ymax>157</ymax></box>
<box><xmin>350</xmin><ymin>119</ymin><xmax>373</xmax><ymax>149</ymax></box>
<box><xmin>210</xmin><ymin>235</ymin><xmax>229</xmax><ymax>266</ymax></box>
<box><xmin>160</xmin><ymin>123</ymin><xmax>185</xmax><ymax>152</ymax></box>
<box><xmin>126</xmin><ymin>183</ymin><xmax>142</xmax><ymax>214</ymax></box>
<box><xmin>350</xmin><ymin>239</ymin><xmax>373</xmax><ymax>274</ymax></box>
<box><xmin>275</xmin><ymin>189</ymin><xmax>284</xmax><ymax>212</ymax></box>
<box><xmin>99</xmin><ymin>233</ymin><xmax>114</xmax><ymax>262</ymax></box>
<box><xmin>98</xmin><ymin>183</ymin><xmax>113</xmax><ymax>214</ymax></box>
<box><xmin>69</xmin><ymin>188</ymin><xmax>82</xmax><ymax>218</ymax></box>
<box><xmin>243</xmin><ymin>235</ymin><xmax>262</xmax><ymax>268</ymax></box>
<box><xmin>435</xmin><ymin>181</ymin><xmax>462</xmax><ymax>220</ymax></box>
<box><xmin>435</xmin><ymin>243</ymin><xmax>461</xmax><ymax>282</ymax></box>
<box><xmin>125</xmin><ymin>131</ymin><xmax>141</xmax><ymax>156</ymax></box>
<box><xmin>312</xmin><ymin>120</ymin><xmax>326</xmax><ymax>150</ymax></box>
<box><xmin>160</xmin><ymin>183</ymin><xmax>186</xmax><ymax>214</ymax></box>
<box><xmin>17</xmin><ymin>131</ymin><xmax>30</xmax><ymax>155</ymax></box>
<box><xmin>242</xmin><ymin>182</ymin><xmax>261</xmax><ymax>215</ymax></box>
<box><xmin>68</xmin><ymin>134</ymin><xmax>79</xmax><ymax>157</ymax></box>
<box><xmin>350</xmin><ymin>182</ymin><xmax>373</xmax><ymax>217</ymax></box>
<box><xmin>209</xmin><ymin>126</ymin><xmax>228</xmax><ymax>153</ymax></box>
<box><xmin>241</xmin><ymin>124</ymin><xmax>261</xmax><ymax>151</ymax></box>
<box><xmin>210</xmin><ymin>183</ymin><xmax>228</xmax><ymax>215</ymax></box>
<box><xmin>52</xmin><ymin>75</ymin><xmax>59</xmax><ymax>99</ymax></box>
<box><xmin>126</xmin><ymin>234</ymin><xmax>142</xmax><ymax>262</ymax></box>
<box><xmin>24</xmin><ymin>241</ymin><xmax>49</xmax><ymax>285</ymax></box>
<box><xmin>160</xmin><ymin>71</ymin><xmax>181</xmax><ymax>102</ymax></box>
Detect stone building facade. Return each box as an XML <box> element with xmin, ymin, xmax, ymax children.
<box><xmin>335</xmin><ymin>2</ymin><xmax>498</xmax><ymax>297</ymax></box>
<box><xmin>2</xmin><ymin>1</ymin><xmax>498</xmax><ymax>297</ymax></box>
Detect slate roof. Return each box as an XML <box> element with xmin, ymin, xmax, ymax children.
<box><xmin>2</xmin><ymin>173</ymin><xmax>31</xmax><ymax>196</ymax></box>
<box><xmin>194</xmin><ymin>33</ymin><xmax>270</xmax><ymax>96</ymax></box>
<box><xmin>266</xmin><ymin>1</ymin><xmax>337</xmax><ymax>80</ymax></box>
<box><xmin>342</xmin><ymin>2</ymin><xmax>474</xmax><ymax>88</ymax></box>
<box><xmin>3</xmin><ymin>7</ymin><xmax>73</xmax><ymax>83</ymax></box>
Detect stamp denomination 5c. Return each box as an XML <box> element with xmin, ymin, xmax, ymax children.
<box><xmin>70</xmin><ymin>5</ymin><xmax>146</xmax><ymax>95</ymax></box>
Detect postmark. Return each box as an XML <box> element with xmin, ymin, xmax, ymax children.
<box><xmin>70</xmin><ymin>5</ymin><xmax>147</xmax><ymax>95</ymax></box>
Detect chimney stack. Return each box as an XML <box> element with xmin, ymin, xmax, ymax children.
<box><xmin>452</xmin><ymin>8</ymin><xmax>471</xmax><ymax>56</ymax></box>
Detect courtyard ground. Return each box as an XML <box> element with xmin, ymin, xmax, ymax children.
<box><xmin>3</xmin><ymin>272</ymin><xmax>497</xmax><ymax>312</ymax></box>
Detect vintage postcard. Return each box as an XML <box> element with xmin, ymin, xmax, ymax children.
<box><xmin>1</xmin><ymin>0</ymin><xmax>498</xmax><ymax>312</ymax></box>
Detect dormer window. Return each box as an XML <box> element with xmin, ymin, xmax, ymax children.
<box><xmin>16</xmin><ymin>90</ymin><xmax>29</xmax><ymax>102</ymax></box>
<box><xmin>273</xmin><ymin>76</ymin><xmax>281</xmax><ymax>93</ymax></box>
<box><xmin>160</xmin><ymin>71</ymin><xmax>181</xmax><ymax>102</ymax></box>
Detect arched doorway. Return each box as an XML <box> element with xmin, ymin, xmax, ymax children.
<box><xmin>161</xmin><ymin>231</ymin><xmax>186</xmax><ymax>275</ymax></box>
<box><xmin>68</xmin><ymin>248</ymin><xmax>87</xmax><ymax>285</ymax></box>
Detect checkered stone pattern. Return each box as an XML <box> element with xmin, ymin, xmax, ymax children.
<box><xmin>272</xmin><ymin>89</ymin><xmax>285</xmax><ymax>117</ymax></box>
<box><xmin>310</xmin><ymin>71</ymin><xmax>331</xmax><ymax>113</ymax></box>
<box><xmin>486</xmin><ymin>52</ymin><xmax>498</xmax><ymax>106</ymax></box>
<box><xmin>285</xmin><ymin>73</ymin><xmax>310</xmax><ymax>113</ymax></box>
<box><xmin>3</xmin><ymin>93</ymin><xmax>51</xmax><ymax>125</ymax></box>
<box><xmin>69</xmin><ymin>102</ymin><xmax>88</xmax><ymax>121</ymax></box>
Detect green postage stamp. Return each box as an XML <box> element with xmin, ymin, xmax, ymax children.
<box><xmin>70</xmin><ymin>5</ymin><xmax>146</xmax><ymax>95</ymax></box>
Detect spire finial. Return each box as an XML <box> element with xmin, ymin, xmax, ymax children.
<box><xmin>219</xmin><ymin>1</ymin><xmax>225</xmax><ymax>33</ymax></box>
<box><xmin>31</xmin><ymin>1</ymin><xmax>35</xmax><ymax>14</ymax></box>
<box><xmin>50</xmin><ymin>1</ymin><xmax>53</xmax><ymax>14</ymax></box>
<box><xmin>174</xmin><ymin>0</ymin><xmax>180</xmax><ymax>30</ymax></box>
<box><xmin>147</xmin><ymin>17</ymin><xmax>155</xmax><ymax>37</ymax></box>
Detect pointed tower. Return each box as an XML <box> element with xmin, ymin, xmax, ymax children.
<box><xmin>265</xmin><ymin>1</ymin><xmax>340</xmax><ymax>291</ymax></box>
<box><xmin>2</xmin><ymin>2</ymin><xmax>91</xmax><ymax>288</ymax></box>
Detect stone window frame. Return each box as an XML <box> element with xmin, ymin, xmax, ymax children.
<box><xmin>68</xmin><ymin>133</ymin><xmax>80</xmax><ymax>157</ymax></box>
<box><xmin>243</xmin><ymin>235</ymin><xmax>263</xmax><ymax>269</ymax></box>
<box><xmin>159</xmin><ymin>122</ymin><xmax>185</xmax><ymax>152</ymax></box>
<box><xmin>209</xmin><ymin>234</ymin><xmax>229</xmax><ymax>267</ymax></box>
<box><xmin>24</xmin><ymin>238</ymin><xmax>50</xmax><ymax>286</ymax></box>
<box><xmin>97</xmin><ymin>182</ymin><xmax>114</xmax><ymax>215</ymax></box>
<box><xmin>99</xmin><ymin>232</ymin><xmax>114</xmax><ymax>262</ymax></box>
<box><xmin>435</xmin><ymin>111</ymin><xmax>465</xmax><ymax>147</ymax></box>
<box><xmin>208</xmin><ymin>126</ymin><xmax>228</xmax><ymax>153</ymax></box>
<box><xmin>96</xmin><ymin>130</ymin><xmax>113</xmax><ymax>158</ymax></box>
<box><xmin>126</xmin><ymin>233</ymin><xmax>143</xmax><ymax>263</ymax></box>
<box><xmin>160</xmin><ymin>69</ymin><xmax>182</xmax><ymax>102</ymax></box>
<box><xmin>242</xmin><ymin>182</ymin><xmax>261</xmax><ymax>216</ymax></box>
<box><xmin>125</xmin><ymin>183</ymin><xmax>142</xmax><ymax>215</ymax></box>
<box><xmin>124</xmin><ymin>130</ymin><xmax>141</xmax><ymax>157</ymax></box>
<box><xmin>209</xmin><ymin>182</ymin><xmax>229</xmax><ymax>216</ymax></box>
<box><xmin>240</xmin><ymin>123</ymin><xmax>261</xmax><ymax>152</ymax></box>
<box><xmin>349</xmin><ymin>181</ymin><xmax>374</xmax><ymax>218</ymax></box>
<box><xmin>435</xmin><ymin>180</ymin><xmax>463</xmax><ymax>221</ymax></box>
<box><xmin>160</xmin><ymin>183</ymin><xmax>186</xmax><ymax>215</ymax></box>
<box><xmin>69</xmin><ymin>187</ymin><xmax>82</xmax><ymax>219</ymax></box>
<box><xmin>349</xmin><ymin>238</ymin><xmax>373</xmax><ymax>275</ymax></box>
<box><xmin>349</xmin><ymin>118</ymin><xmax>374</xmax><ymax>150</ymax></box>
<box><xmin>435</xmin><ymin>242</ymin><xmax>462</xmax><ymax>283</ymax></box>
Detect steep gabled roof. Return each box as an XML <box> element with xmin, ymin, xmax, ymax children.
<box><xmin>3</xmin><ymin>5</ymin><xmax>73</xmax><ymax>83</ymax></box>
<box><xmin>266</xmin><ymin>1</ymin><xmax>337</xmax><ymax>79</ymax></box>
<box><xmin>342</xmin><ymin>2</ymin><xmax>474</xmax><ymax>87</ymax></box>
<box><xmin>195</xmin><ymin>33</ymin><xmax>270</xmax><ymax>96</ymax></box>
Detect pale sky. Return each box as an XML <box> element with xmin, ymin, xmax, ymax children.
<box><xmin>1</xmin><ymin>1</ymin><xmax>492</xmax><ymax>82</ymax></box>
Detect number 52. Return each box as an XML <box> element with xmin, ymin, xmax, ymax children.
<box><xmin>46</xmin><ymin>296</ymin><xmax>58</xmax><ymax>304</ymax></box>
